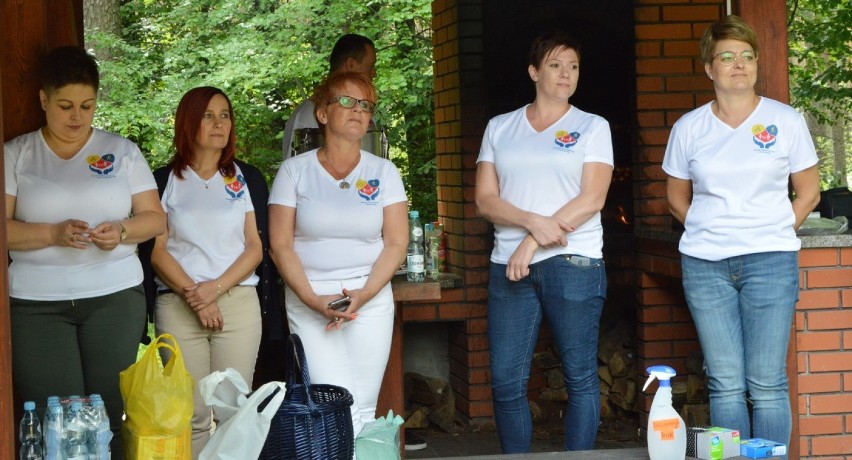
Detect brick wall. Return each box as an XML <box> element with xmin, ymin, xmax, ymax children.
<box><xmin>430</xmin><ymin>6</ymin><xmax>852</xmax><ymax>459</ymax></box>
<box><xmin>431</xmin><ymin>0</ymin><xmax>494</xmax><ymax>420</ymax></box>
<box><xmin>796</xmin><ymin>246</ymin><xmax>852</xmax><ymax>457</ymax></box>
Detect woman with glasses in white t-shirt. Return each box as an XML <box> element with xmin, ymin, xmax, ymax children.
<box><xmin>269</xmin><ymin>71</ymin><xmax>408</xmax><ymax>438</ymax></box>
<box><xmin>663</xmin><ymin>16</ymin><xmax>820</xmax><ymax>452</ymax></box>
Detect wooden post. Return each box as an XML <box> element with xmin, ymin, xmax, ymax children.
<box><xmin>734</xmin><ymin>2</ymin><xmax>798</xmax><ymax>459</ymax></box>
<box><xmin>0</xmin><ymin>1</ymin><xmax>84</xmax><ymax>456</ymax></box>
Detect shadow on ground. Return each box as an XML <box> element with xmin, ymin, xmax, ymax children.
<box><xmin>406</xmin><ymin>413</ymin><xmax>644</xmax><ymax>458</ymax></box>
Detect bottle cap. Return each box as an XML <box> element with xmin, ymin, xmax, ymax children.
<box><xmin>23</xmin><ymin>401</ymin><xmax>35</xmax><ymax>411</ymax></box>
<box><xmin>643</xmin><ymin>365</ymin><xmax>677</xmax><ymax>391</ymax></box>
<box><xmin>410</xmin><ymin>210</ymin><xmax>419</xmax><ymax>218</ymax></box>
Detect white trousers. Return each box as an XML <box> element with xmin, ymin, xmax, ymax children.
<box><xmin>284</xmin><ymin>277</ymin><xmax>394</xmax><ymax>437</ymax></box>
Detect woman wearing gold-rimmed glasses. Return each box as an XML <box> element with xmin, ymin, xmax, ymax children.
<box><xmin>663</xmin><ymin>15</ymin><xmax>819</xmax><ymax>453</ymax></box>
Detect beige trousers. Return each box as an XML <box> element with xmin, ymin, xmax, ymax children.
<box><xmin>155</xmin><ymin>286</ymin><xmax>262</xmax><ymax>460</ymax></box>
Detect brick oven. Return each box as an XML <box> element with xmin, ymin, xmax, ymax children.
<box><xmin>419</xmin><ymin>1</ymin><xmax>852</xmax><ymax>459</ymax></box>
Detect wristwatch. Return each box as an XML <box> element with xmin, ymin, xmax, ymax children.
<box><xmin>119</xmin><ymin>222</ymin><xmax>128</xmax><ymax>242</ymax></box>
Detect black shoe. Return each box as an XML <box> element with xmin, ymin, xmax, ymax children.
<box><xmin>404</xmin><ymin>431</ymin><xmax>428</xmax><ymax>451</ymax></box>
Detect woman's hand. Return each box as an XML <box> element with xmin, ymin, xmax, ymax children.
<box><xmin>183</xmin><ymin>280</ymin><xmax>223</xmax><ymax>311</ymax></box>
<box><xmin>526</xmin><ymin>214</ymin><xmax>572</xmax><ymax>249</ymax></box>
<box><xmin>316</xmin><ymin>292</ymin><xmax>359</xmax><ymax>331</ymax></box>
<box><xmin>90</xmin><ymin>220</ymin><xmax>123</xmax><ymax>251</ymax></box>
<box><xmin>53</xmin><ymin>219</ymin><xmax>92</xmax><ymax>249</ymax></box>
<box><xmin>506</xmin><ymin>236</ymin><xmax>538</xmax><ymax>281</ymax></box>
<box><xmin>196</xmin><ymin>301</ymin><xmax>224</xmax><ymax>331</ymax></box>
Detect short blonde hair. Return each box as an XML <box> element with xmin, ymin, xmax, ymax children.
<box><xmin>699</xmin><ymin>15</ymin><xmax>759</xmax><ymax>64</ymax></box>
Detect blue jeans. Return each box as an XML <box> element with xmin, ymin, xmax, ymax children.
<box><xmin>681</xmin><ymin>252</ymin><xmax>798</xmax><ymax>451</ymax></box>
<box><xmin>488</xmin><ymin>255</ymin><xmax>606</xmax><ymax>453</ymax></box>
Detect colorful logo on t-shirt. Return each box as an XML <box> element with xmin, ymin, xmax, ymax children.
<box><xmin>87</xmin><ymin>154</ymin><xmax>115</xmax><ymax>175</ymax></box>
<box><xmin>224</xmin><ymin>174</ymin><xmax>246</xmax><ymax>199</ymax></box>
<box><xmin>752</xmin><ymin>124</ymin><xmax>778</xmax><ymax>150</ymax></box>
<box><xmin>356</xmin><ymin>178</ymin><xmax>381</xmax><ymax>201</ymax></box>
<box><xmin>554</xmin><ymin>130</ymin><xmax>580</xmax><ymax>149</ymax></box>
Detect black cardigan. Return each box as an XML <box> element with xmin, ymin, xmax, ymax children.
<box><xmin>137</xmin><ymin>160</ymin><xmax>284</xmax><ymax>342</ymax></box>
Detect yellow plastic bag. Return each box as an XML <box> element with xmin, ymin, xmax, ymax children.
<box><xmin>120</xmin><ymin>333</ymin><xmax>194</xmax><ymax>460</ymax></box>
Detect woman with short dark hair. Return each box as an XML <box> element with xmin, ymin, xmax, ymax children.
<box><xmin>5</xmin><ymin>46</ymin><xmax>165</xmax><ymax>455</ymax></box>
<box><xmin>475</xmin><ymin>31</ymin><xmax>614</xmax><ymax>453</ymax></box>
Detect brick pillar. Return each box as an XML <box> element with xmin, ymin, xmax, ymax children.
<box><xmin>633</xmin><ymin>0</ymin><xmax>724</xmax><ymax>426</ymax></box>
<box><xmin>432</xmin><ymin>0</ymin><xmax>493</xmax><ymax>421</ymax></box>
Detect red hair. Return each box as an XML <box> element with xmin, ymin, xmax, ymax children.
<box><xmin>311</xmin><ymin>72</ymin><xmax>377</xmax><ymax>134</ymax></box>
<box><xmin>170</xmin><ymin>86</ymin><xmax>237</xmax><ymax>179</ymax></box>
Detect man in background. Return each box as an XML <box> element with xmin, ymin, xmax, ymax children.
<box><xmin>282</xmin><ymin>33</ymin><xmax>387</xmax><ymax>158</ymax></box>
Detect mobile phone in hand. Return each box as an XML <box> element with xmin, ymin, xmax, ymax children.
<box><xmin>328</xmin><ymin>296</ymin><xmax>351</xmax><ymax>311</ymax></box>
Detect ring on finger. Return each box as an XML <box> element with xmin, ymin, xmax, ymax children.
<box><xmin>333</xmin><ymin>316</ymin><xmax>340</xmax><ymax>323</ymax></box>
<box><xmin>67</xmin><ymin>233</ymin><xmax>74</xmax><ymax>242</ymax></box>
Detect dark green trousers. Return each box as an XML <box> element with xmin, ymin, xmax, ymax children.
<box><xmin>11</xmin><ymin>284</ymin><xmax>147</xmax><ymax>459</ymax></box>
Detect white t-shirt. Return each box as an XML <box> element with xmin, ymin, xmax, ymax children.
<box><xmin>282</xmin><ymin>101</ymin><xmax>319</xmax><ymax>158</ymax></box>
<box><xmin>477</xmin><ymin>105</ymin><xmax>613</xmax><ymax>264</ymax></box>
<box><xmin>156</xmin><ymin>165</ymin><xmax>259</xmax><ymax>288</ymax></box>
<box><xmin>662</xmin><ymin>97</ymin><xmax>818</xmax><ymax>260</ymax></box>
<box><xmin>269</xmin><ymin>149</ymin><xmax>407</xmax><ymax>281</ymax></box>
<box><xmin>4</xmin><ymin>128</ymin><xmax>157</xmax><ymax>300</ymax></box>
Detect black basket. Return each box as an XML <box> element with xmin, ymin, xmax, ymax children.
<box><xmin>259</xmin><ymin>334</ymin><xmax>354</xmax><ymax>460</ymax></box>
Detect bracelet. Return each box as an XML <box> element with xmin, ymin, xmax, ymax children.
<box><xmin>216</xmin><ymin>283</ymin><xmax>222</xmax><ymax>295</ymax></box>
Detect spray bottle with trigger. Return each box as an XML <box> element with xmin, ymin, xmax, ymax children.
<box><xmin>643</xmin><ymin>365</ymin><xmax>686</xmax><ymax>460</ymax></box>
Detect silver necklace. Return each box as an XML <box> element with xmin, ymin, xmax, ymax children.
<box><xmin>320</xmin><ymin>148</ymin><xmax>355</xmax><ymax>190</ymax></box>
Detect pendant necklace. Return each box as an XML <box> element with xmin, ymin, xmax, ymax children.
<box><xmin>320</xmin><ymin>148</ymin><xmax>355</xmax><ymax>190</ymax></box>
<box><xmin>193</xmin><ymin>168</ymin><xmax>217</xmax><ymax>189</ymax></box>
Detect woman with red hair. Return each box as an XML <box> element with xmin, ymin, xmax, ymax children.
<box><xmin>150</xmin><ymin>86</ymin><xmax>263</xmax><ymax>458</ymax></box>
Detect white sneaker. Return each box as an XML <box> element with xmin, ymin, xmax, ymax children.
<box><xmin>404</xmin><ymin>432</ymin><xmax>428</xmax><ymax>451</ymax></box>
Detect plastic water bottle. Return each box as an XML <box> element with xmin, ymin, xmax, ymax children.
<box><xmin>64</xmin><ymin>401</ymin><xmax>88</xmax><ymax>460</ymax></box>
<box><xmin>407</xmin><ymin>210</ymin><xmax>425</xmax><ymax>282</ymax></box>
<box><xmin>643</xmin><ymin>365</ymin><xmax>686</xmax><ymax>460</ymax></box>
<box><xmin>88</xmin><ymin>398</ymin><xmax>112</xmax><ymax>460</ymax></box>
<box><xmin>19</xmin><ymin>401</ymin><xmax>43</xmax><ymax>460</ymax></box>
<box><xmin>43</xmin><ymin>402</ymin><xmax>63</xmax><ymax>460</ymax></box>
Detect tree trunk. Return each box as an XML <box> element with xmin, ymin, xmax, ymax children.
<box><xmin>831</xmin><ymin>120</ymin><xmax>848</xmax><ymax>187</ymax></box>
<box><xmin>83</xmin><ymin>0</ymin><xmax>121</xmax><ymax>61</ymax></box>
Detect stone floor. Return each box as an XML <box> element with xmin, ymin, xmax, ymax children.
<box><xmin>405</xmin><ymin>413</ymin><xmax>644</xmax><ymax>459</ymax></box>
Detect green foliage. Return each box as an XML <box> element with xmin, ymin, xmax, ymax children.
<box><xmin>88</xmin><ymin>0</ymin><xmax>436</xmax><ymax>219</ymax></box>
<box><xmin>787</xmin><ymin>0</ymin><xmax>852</xmax><ymax>124</ymax></box>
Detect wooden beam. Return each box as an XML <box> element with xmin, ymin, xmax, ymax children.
<box><xmin>734</xmin><ymin>3</ymin><xmax>798</xmax><ymax>459</ymax></box>
<box><xmin>0</xmin><ymin>1</ymin><xmax>84</xmax><ymax>456</ymax></box>
<box><xmin>734</xmin><ymin>0</ymin><xmax>790</xmax><ymax>103</ymax></box>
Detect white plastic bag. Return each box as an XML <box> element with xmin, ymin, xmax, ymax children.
<box><xmin>198</xmin><ymin>369</ymin><xmax>287</xmax><ymax>460</ymax></box>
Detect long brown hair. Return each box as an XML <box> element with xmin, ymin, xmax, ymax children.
<box><xmin>170</xmin><ymin>86</ymin><xmax>237</xmax><ymax>179</ymax></box>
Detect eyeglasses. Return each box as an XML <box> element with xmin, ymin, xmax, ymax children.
<box><xmin>713</xmin><ymin>50</ymin><xmax>758</xmax><ymax>65</ymax></box>
<box><xmin>327</xmin><ymin>95</ymin><xmax>376</xmax><ymax>113</ymax></box>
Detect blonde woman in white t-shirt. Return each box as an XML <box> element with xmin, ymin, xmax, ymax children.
<box><xmin>663</xmin><ymin>16</ymin><xmax>820</xmax><ymax>452</ymax></box>
<box><xmin>4</xmin><ymin>46</ymin><xmax>165</xmax><ymax>455</ymax></box>
<box><xmin>269</xmin><ymin>71</ymin><xmax>408</xmax><ymax>439</ymax></box>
